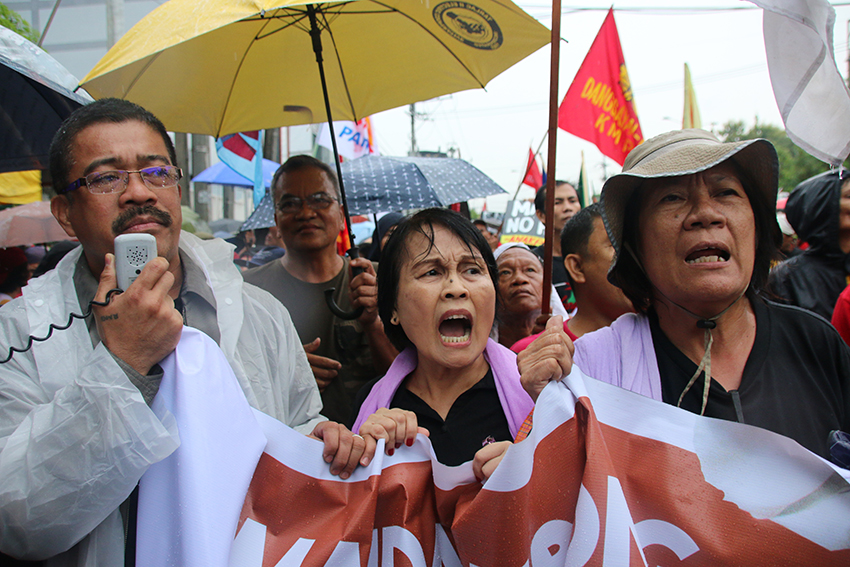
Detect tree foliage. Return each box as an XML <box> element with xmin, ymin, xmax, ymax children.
<box><xmin>716</xmin><ymin>120</ymin><xmax>834</xmax><ymax>193</ymax></box>
<box><xmin>0</xmin><ymin>3</ymin><xmax>39</xmax><ymax>44</ymax></box>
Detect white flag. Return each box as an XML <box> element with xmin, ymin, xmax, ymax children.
<box><xmin>316</xmin><ymin>118</ymin><xmax>379</xmax><ymax>159</ymax></box>
<box><xmin>749</xmin><ymin>0</ymin><xmax>850</xmax><ymax>165</ymax></box>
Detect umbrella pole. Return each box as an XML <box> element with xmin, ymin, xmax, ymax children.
<box><xmin>307</xmin><ymin>4</ymin><xmax>355</xmax><ymax>246</ymax></box>
<box><xmin>307</xmin><ymin>4</ymin><xmax>364</xmax><ymax>321</ymax></box>
<box><xmin>541</xmin><ymin>0</ymin><xmax>562</xmax><ymax>319</ymax></box>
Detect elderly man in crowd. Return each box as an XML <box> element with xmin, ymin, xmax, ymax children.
<box><xmin>244</xmin><ymin>155</ymin><xmax>397</xmax><ymax>424</ymax></box>
<box><xmin>493</xmin><ymin>242</ymin><xmax>568</xmax><ymax>349</ymax></box>
<box><xmin>0</xmin><ymin>99</ymin><xmax>364</xmax><ymax>566</ymax></box>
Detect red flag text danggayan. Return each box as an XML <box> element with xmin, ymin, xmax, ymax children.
<box><xmin>558</xmin><ymin>9</ymin><xmax>643</xmax><ymax>165</ymax></box>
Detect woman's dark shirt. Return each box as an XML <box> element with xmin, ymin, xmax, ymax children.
<box><xmin>350</xmin><ymin>368</ymin><xmax>512</xmax><ymax>466</ymax></box>
<box><xmin>650</xmin><ymin>298</ymin><xmax>850</xmax><ymax>460</ymax></box>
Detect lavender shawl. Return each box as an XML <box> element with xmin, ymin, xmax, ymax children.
<box><xmin>573</xmin><ymin>313</ymin><xmax>663</xmax><ymax>401</ymax></box>
<box><xmin>352</xmin><ymin>338</ymin><xmax>534</xmax><ymax>438</ymax></box>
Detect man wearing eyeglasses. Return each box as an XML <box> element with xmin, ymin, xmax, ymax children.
<box><xmin>0</xmin><ymin>99</ymin><xmax>369</xmax><ymax>565</ymax></box>
<box><xmin>244</xmin><ymin>155</ymin><xmax>397</xmax><ymax>425</ymax></box>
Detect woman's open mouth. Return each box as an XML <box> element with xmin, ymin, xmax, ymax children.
<box><xmin>685</xmin><ymin>248</ymin><xmax>730</xmax><ymax>264</ymax></box>
<box><xmin>439</xmin><ymin>313</ymin><xmax>472</xmax><ymax>344</ymax></box>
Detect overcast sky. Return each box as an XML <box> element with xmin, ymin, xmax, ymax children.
<box><xmin>32</xmin><ymin>0</ymin><xmax>850</xmax><ymax>211</ymax></box>
<box><xmin>368</xmin><ymin>1</ymin><xmax>850</xmax><ymax>210</ymax></box>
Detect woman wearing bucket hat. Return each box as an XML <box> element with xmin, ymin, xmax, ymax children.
<box><xmin>514</xmin><ymin>129</ymin><xmax>850</xmax><ymax>464</ymax></box>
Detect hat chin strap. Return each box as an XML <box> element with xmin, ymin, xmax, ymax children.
<box><xmin>624</xmin><ymin>242</ymin><xmax>747</xmax><ymax>415</ymax></box>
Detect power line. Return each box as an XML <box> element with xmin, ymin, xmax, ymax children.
<box><xmin>521</xmin><ymin>2</ymin><xmax>850</xmax><ymax>19</ymax></box>
<box><xmin>522</xmin><ymin>3</ymin><xmax>850</xmax><ymax>14</ymax></box>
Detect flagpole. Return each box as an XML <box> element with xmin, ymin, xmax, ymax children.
<box><xmin>512</xmin><ymin>133</ymin><xmax>549</xmax><ymax>200</ymax></box>
<box><xmin>541</xmin><ymin>0</ymin><xmax>562</xmax><ymax>319</ymax></box>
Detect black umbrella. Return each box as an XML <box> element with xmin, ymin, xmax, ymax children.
<box><xmin>240</xmin><ymin>193</ymin><xmax>276</xmax><ymax>232</ymax></box>
<box><xmin>0</xmin><ymin>27</ymin><xmax>92</xmax><ymax>174</ymax></box>
<box><xmin>242</xmin><ymin>154</ymin><xmax>507</xmax><ymax>231</ymax></box>
<box><xmin>341</xmin><ymin>155</ymin><xmax>507</xmax><ymax>215</ymax></box>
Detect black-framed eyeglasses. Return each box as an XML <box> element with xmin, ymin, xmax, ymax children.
<box><xmin>276</xmin><ymin>192</ymin><xmax>338</xmax><ymax>215</ymax></box>
<box><xmin>60</xmin><ymin>165</ymin><xmax>182</xmax><ymax>195</ymax></box>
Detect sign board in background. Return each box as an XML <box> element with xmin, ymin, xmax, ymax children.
<box><xmin>500</xmin><ymin>199</ymin><xmax>545</xmax><ymax>247</ymax></box>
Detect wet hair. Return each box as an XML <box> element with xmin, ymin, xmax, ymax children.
<box><xmin>377</xmin><ymin>208</ymin><xmax>499</xmax><ymax>352</ymax></box>
<box><xmin>49</xmin><ymin>98</ymin><xmax>177</xmax><ymax>196</ymax></box>
<box><xmin>271</xmin><ymin>154</ymin><xmax>340</xmax><ymax>204</ymax></box>
<box><xmin>561</xmin><ymin>203</ymin><xmax>602</xmax><ymax>258</ymax></box>
<box><xmin>560</xmin><ymin>203</ymin><xmax>603</xmax><ymax>287</ymax></box>
<box><xmin>534</xmin><ymin>181</ymin><xmax>581</xmax><ymax>213</ymax></box>
<box><xmin>610</xmin><ymin>161</ymin><xmax>782</xmax><ymax>313</ymax></box>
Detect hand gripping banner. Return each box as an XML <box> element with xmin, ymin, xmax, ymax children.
<box><xmin>140</xmin><ymin>330</ymin><xmax>850</xmax><ymax>567</ymax></box>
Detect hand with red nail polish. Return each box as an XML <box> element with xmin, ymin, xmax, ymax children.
<box><xmin>356</xmin><ymin>407</ymin><xmax>429</xmax><ymax>458</ymax></box>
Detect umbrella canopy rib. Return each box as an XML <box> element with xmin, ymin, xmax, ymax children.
<box><xmin>322</xmin><ymin>11</ymin><xmax>359</xmax><ymax>124</ymax></box>
<box><xmin>81</xmin><ymin>0</ymin><xmax>550</xmax><ymax>137</ymax></box>
<box><xmin>218</xmin><ymin>18</ymin><xmax>278</xmax><ymax>138</ymax></box>
<box><xmin>123</xmin><ymin>52</ymin><xmax>161</xmax><ymax>100</ymax></box>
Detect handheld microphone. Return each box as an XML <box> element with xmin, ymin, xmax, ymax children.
<box><xmin>114</xmin><ymin>233</ymin><xmax>157</xmax><ymax>291</ymax></box>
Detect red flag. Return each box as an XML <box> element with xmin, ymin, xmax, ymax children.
<box><xmin>558</xmin><ymin>9</ymin><xmax>643</xmax><ymax>165</ymax></box>
<box><xmin>336</xmin><ymin>225</ymin><xmax>351</xmax><ymax>255</ymax></box>
<box><xmin>522</xmin><ymin>149</ymin><xmax>543</xmax><ymax>188</ymax></box>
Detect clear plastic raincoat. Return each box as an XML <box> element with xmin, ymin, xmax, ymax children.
<box><xmin>0</xmin><ymin>231</ymin><xmax>323</xmax><ymax>565</ymax></box>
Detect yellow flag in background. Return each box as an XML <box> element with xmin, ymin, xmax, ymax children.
<box><xmin>683</xmin><ymin>63</ymin><xmax>702</xmax><ymax>129</ymax></box>
<box><xmin>0</xmin><ymin>170</ymin><xmax>42</xmax><ymax>204</ymax></box>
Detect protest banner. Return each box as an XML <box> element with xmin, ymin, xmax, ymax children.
<box><xmin>139</xmin><ymin>330</ymin><xmax>850</xmax><ymax>567</ymax></box>
<box><xmin>500</xmin><ymin>199</ymin><xmax>544</xmax><ymax>247</ymax></box>
<box><xmin>558</xmin><ymin>8</ymin><xmax>643</xmax><ymax>165</ymax></box>
<box><xmin>317</xmin><ymin>118</ymin><xmax>378</xmax><ymax>160</ymax></box>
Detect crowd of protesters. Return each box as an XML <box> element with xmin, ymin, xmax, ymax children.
<box><xmin>1</xmin><ymin>96</ymin><xmax>849</xmax><ymax>565</ymax></box>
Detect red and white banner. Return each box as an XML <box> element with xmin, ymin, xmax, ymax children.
<box><xmin>141</xmin><ymin>330</ymin><xmax>850</xmax><ymax>567</ymax></box>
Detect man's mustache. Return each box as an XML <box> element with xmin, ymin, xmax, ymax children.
<box><xmin>112</xmin><ymin>205</ymin><xmax>173</xmax><ymax>235</ymax></box>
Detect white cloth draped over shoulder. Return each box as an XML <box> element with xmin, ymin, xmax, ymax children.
<box><xmin>0</xmin><ymin>232</ymin><xmax>322</xmax><ymax>566</ymax></box>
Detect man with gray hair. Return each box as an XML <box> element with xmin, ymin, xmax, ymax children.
<box><xmin>244</xmin><ymin>155</ymin><xmax>397</xmax><ymax>424</ymax></box>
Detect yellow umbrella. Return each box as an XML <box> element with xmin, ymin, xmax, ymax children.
<box><xmin>80</xmin><ymin>0</ymin><xmax>550</xmax><ymax>138</ymax></box>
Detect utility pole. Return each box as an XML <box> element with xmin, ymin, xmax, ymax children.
<box><xmin>409</xmin><ymin>103</ymin><xmax>418</xmax><ymax>156</ymax></box>
<box><xmin>264</xmin><ymin>128</ymin><xmax>280</xmax><ymax>164</ymax></box>
<box><xmin>175</xmin><ymin>133</ymin><xmax>191</xmax><ymax>206</ymax></box>
<box><xmin>105</xmin><ymin>0</ymin><xmax>124</xmax><ymax>48</ymax></box>
<box><xmin>192</xmin><ymin>135</ymin><xmax>211</xmax><ymax>220</ymax></box>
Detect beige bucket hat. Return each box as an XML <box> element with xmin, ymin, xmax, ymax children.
<box><xmin>600</xmin><ymin>128</ymin><xmax>779</xmax><ymax>278</ymax></box>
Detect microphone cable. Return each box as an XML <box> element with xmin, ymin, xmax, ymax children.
<box><xmin>0</xmin><ymin>288</ymin><xmax>124</xmax><ymax>364</ymax></box>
